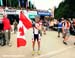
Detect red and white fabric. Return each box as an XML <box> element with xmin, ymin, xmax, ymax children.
<box><xmin>17</xmin><ymin>11</ymin><xmax>32</xmax><ymax>47</ymax></box>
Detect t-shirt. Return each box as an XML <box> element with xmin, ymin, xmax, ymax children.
<box><xmin>3</xmin><ymin>17</ymin><xmax>11</xmax><ymax>30</ymax></box>
<box><xmin>33</xmin><ymin>22</ymin><xmax>41</xmax><ymax>34</ymax></box>
<box><xmin>73</xmin><ymin>22</ymin><xmax>75</xmax><ymax>26</ymax></box>
<box><xmin>13</xmin><ymin>21</ymin><xmax>17</xmax><ymax>28</ymax></box>
<box><xmin>58</xmin><ymin>22</ymin><xmax>62</xmax><ymax>28</ymax></box>
<box><xmin>50</xmin><ymin>21</ymin><xmax>54</xmax><ymax>26</ymax></box>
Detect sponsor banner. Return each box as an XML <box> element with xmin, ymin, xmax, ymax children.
<box><xmin>4</xmin><ymin>9</ymin><xmax>16</xmax><ymax>14</ymax></box>
<box><xmin>37</xmin><ymin>11</ymin><xmax>51</xmax><ymax>16</ymax></box>
<box><xmin>28</xmin><ymin>11</ymin><xmax>37</xmax><ymax>19</ymax></box>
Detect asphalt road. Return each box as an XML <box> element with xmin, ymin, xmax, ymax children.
<box><xmin>0</xmin><ymin>28</ymin><xmax>75</xmax><ymax>58</ymax></box>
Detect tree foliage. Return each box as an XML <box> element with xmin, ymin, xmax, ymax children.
<box><xmin>54</xmin><ymin>0</ymin><xmax>75</xmax><ymax>19</ymax></box>
<box><xmin>2</xmin><ymin>0</ymin><xmax>35</xmax><ymax>9</ymax></box>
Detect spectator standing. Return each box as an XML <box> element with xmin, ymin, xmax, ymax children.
<box><xmin>3</xmin><ymin>14</ymin><xmax>11</xmax><ymax>46</ymax></box>
<box><xmin>13</xmin><ymin>19</ymin><xmax>18</xmax><ymax>34</ymax></box>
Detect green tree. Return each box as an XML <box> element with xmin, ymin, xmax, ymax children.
<box><xmin>54</xmin><ymin>0</ymin><xmax>75</xmax><ymax>19</ymax></box>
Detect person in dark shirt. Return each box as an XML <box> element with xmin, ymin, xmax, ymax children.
<box><xmin>0</xmin><ymin>18</ymin><xmax>6</xmax><ymax>46</ymax></box>
<box><xmin>13</xmin><ymin>19</ymin><xmax>18</xmax><ymax>34</ymax></box>
<box><xmin>0</xmin><ymin>20</ymin><xmax>4</xmax><ymax>31</ymax></box>
<box><xmin>57</xmin><ymin>19</ymin><xmax>62</xmax><ymax>38</ymax></box>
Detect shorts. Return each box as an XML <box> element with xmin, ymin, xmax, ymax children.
<box><xmin>32</xmin><ymin>34</ymin><xmax>41</xmax><ymax>41</ymax></box>
<box><xmin>49</xmin><ymin>26</ymin><xmax>53</xmax><ymax>29</ymax></box>
<box><xmin>42</xmin><ymin>26</ymin><xmax>46</xmax><ymax>31</ymax></box>
<box><xmin>64</xmin><ymin>29</ymin><xmax>70</xmax><ymax>37</ymax></box>
<box><xmin>43</xmin><ymin>26</ymin><xmax>46</xmax><ymax>30</ymax></box>
<box><xmin>58</xmin><ymin>28</ymin><xmax>62</xmax><ymax>33</ymax></box>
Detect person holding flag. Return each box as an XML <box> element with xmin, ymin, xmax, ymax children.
<box><xmin>32</xmin><ymin>15</ymin><xmax>42</xmax><ymax>55</ymax></box>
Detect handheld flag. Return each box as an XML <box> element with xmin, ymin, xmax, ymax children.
<box><xmin>17</xmin><ymin>11</ymin><xmax>32</xmax><ymax>47</ymax></box>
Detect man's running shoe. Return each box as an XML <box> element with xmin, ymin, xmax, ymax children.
<box><xmin>8</xmin><ymin>43</ymin><xmax>12</xmax><ymax>47</ymax></box>
<box><xmin>63</xmin><ymin>41</ymin><xmax>67</xmax><ymax>45</ymax></box>
<box><xmin>58</xmin><ymin>35</ymin><xmax>60</xmax><ymax>38</ymax></box>
<box><xmin>43</xmin><ymin>33</ymin><xmax>46</xmax><ymax>35</ymax></box>
<box><xmin>32</xmin><ymin>51</ymin><xmax>35</xmax><ymax>55</ymax></box>
<box><xmin>37</xmin><ymin>50</ymin><xmax>41</xmax><ymax>55</ymax></box>
<box><xmin>74</xmin><ymin>42</ymin><xmax>75</xmax><ymax>45</ymax></box>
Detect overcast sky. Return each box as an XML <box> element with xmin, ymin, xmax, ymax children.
<box><xmin>30</xmin><ymin>0</ymin><xmax>63</xmax><ymax>10</ymax></box>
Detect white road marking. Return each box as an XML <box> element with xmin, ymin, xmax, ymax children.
<box><xmin>34</xmin><ymin>46</ymin><xmax>75</xmax><ymax>58</ymax></box>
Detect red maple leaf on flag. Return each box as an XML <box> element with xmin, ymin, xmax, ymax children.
<box><xmin>17</xmin><ymin>11</ymin><xmax>32</xmax><ymax>48</ymax></box>
<box><xmin>19</xmin><ymin>26</ymin><xmax>24</xmax><ymax>36</ymax></box>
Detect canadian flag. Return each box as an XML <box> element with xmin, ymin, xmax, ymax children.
<box><xmin>17</xmin><ymin>11</ymin><xmax>32</xmax><ymax>47</ymax></box>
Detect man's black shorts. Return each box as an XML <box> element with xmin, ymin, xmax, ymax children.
<box><xmin>34</xmin><ymin>34</ymin><xmax>39</xmax><ymax>41</ymax></box>
<box><xmin>58</xmin><ymin>28</ymin><xmax>62</xmax><ymax>33</ymax></box>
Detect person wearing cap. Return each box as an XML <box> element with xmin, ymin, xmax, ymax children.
<box><xmin>32</xmin><ymin>15</ymin><xmax>42</xmax><ymax>55</ymax></box>
<box><xmin>2</xmin><ymin>14</ymin><xmax>11</xmax><ymax>46</ymax></box>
